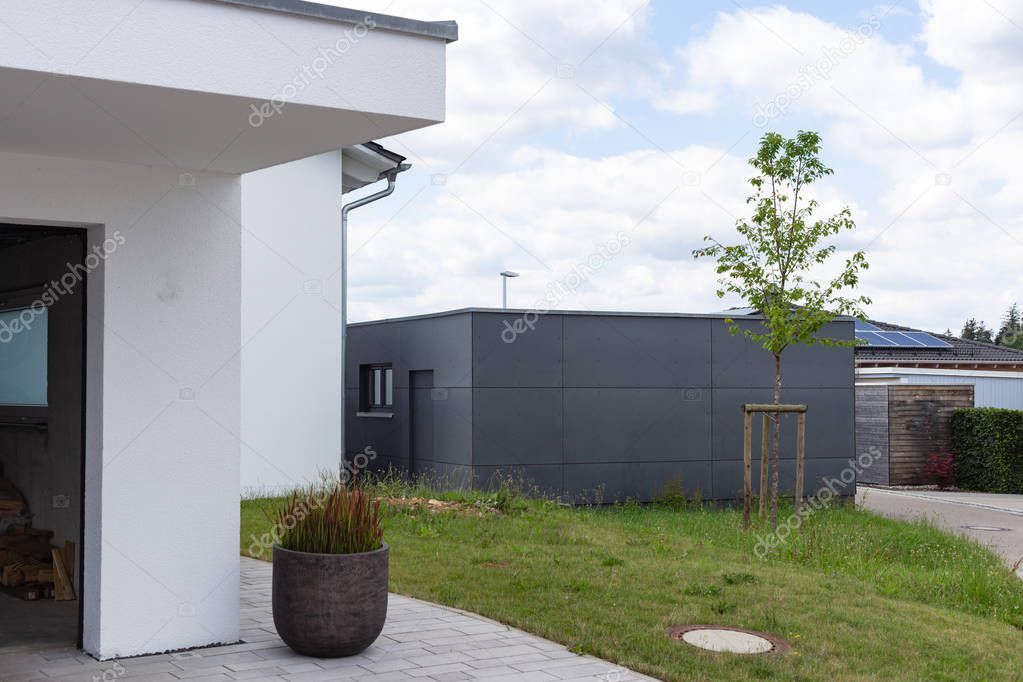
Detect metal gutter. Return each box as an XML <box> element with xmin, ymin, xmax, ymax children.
<box><xmin>342</xmin><ymin>143</ymin><xmax>409</xmax><ymax>193</ymax></box>
<box><xmin>212</xmin><ymin>0</ymin><xmax>458</xmax><ymax>42</ymax></box>
<box><xmin>340</xmin><ymin>162</ymin><xmax>411</xmax><ymax>466</ymax></box>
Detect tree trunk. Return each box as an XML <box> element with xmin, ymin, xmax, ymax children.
<box><xmin>771</xmin><ymin>352</ymin><xmax>781</xmax><ymax>532</ymax></box>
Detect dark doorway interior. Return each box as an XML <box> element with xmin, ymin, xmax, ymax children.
<box><xmin>0</xmin><ymin>224</ymin><xmax>86</xmax><ymax>654</ymax></box>
<box><xmin>409</xmin><ymin>370</ymin><xmax>434</xmax><ymax>476</ymax></box>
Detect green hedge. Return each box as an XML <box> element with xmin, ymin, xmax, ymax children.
<box><xmin>950</xmin><ymin>407</ymin><xmax>1023</xmax><ymax>493</ymax></box>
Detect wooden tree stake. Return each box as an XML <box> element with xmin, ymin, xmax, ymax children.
<box><xmin>759</xmin><ymin>413</ymin><xmax>770</xmax><ymax>523</ymax></box>
<box><xmin>741</xmin><ymin>403</ymin><xmax>807</xmax><ymax>530</ymax></box>
<box><xmin>795</xmin><ymin>412</ymin><xmax>806</xmax><ymax>522</ymax></box>
<box><xmin>742</xmin><ymin>409</ymin><xmax>753</xmax><ymax>529</ymax></box>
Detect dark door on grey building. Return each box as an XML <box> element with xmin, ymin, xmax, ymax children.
<box><xmin>409</xmin><ymin>371</ymin><xmax>434</xmax><ymax>475</ymax></box>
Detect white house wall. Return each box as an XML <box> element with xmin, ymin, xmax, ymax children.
<box><xmin>856</xmin><ymin>367</ymin><xmax>1023</xmax><ymax>410</ymax></box>
<box><xmin>0</xmin><ymin>150</ymin><xmax>242</xmax><ymax>659</ymax></box>
<box><xmin>241</xmin><ymin>151</ymin><xmax>343</xmax><ymax>494</ymax></box>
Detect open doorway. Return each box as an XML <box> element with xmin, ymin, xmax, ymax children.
<box><xmin>0</xmin><ymin>223</ymin><xmax>85</xmax><ymax>654</ymax></box>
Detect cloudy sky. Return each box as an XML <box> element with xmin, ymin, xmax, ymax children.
<box><xmin>332</xmin><ymin>0</ymin><xmax>1023</xmax><ymax>334</ymax></box>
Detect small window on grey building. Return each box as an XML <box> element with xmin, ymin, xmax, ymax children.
<box><xmin>361</xmin><ymin>364</ymin><xmax>393</xmax><ymax>411</ymax></box>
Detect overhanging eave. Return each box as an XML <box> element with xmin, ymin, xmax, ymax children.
<box><xmin>0</xmin><ymin>0</ymin><xmax>451</xmax><ymax>173</ymax></box>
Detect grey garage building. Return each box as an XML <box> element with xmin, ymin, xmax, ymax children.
<box><xmin>345</xmin><ymin>308</ymin><xmax>855</xmax><ymax>502</ymax></box>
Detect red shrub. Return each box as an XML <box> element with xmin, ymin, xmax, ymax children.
<box><xmin>924</xmin><ymin>452</ymin><xmax>955</xmax><ymax>488</ymax></box>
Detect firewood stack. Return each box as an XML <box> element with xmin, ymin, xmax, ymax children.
<box><xmin>0</xmin><ymin>477</ymin><xmax>75</xmax><ymax>601</ymax></box>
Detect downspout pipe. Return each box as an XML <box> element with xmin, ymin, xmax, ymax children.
<box><xmin>340</xmin><ymin>163</ymin><xmax>411</xmax><ymax>471</ymax></box>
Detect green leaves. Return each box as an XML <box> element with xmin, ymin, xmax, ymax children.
<box><xmin>951</xmin><ymin>408</ymin><xmax>1023</xmax><ymax>493</ymax></box>
<box><xmin>693</xmin><ymin>130</ymin><xmax>870</xmax><ymax>355</ymax></box>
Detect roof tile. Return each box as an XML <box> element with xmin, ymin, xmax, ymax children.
<box><xmin>856</xmin><ymin>319</ymin><xmax>1023</xmax><ymax>364</ymax></box>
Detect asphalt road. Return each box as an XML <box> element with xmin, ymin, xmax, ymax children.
<box><xmin>857</xmin><ymin>486</ymin><xmax>1023</xmax><ymax>578</ymax></box>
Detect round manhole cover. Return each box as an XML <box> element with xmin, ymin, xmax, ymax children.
<box><xmin>963</xmin><ymin>525</ymin><xmax>1012</xmax><ymax>532</ymax></box>
<box><xmin>667</xmin><ymin>625</ymin><xmax>790</xmax><ymax>655</ymax></box>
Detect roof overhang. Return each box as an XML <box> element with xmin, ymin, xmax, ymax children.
<box><xmin>857</xmin><ymin>361</ymin><xmax>1023</xmax><ymax>370</ymax></box>
<box><xmin>0</xmin><ymin>0</ymin><xmax>455</xmax><ymax>174</ymax></box>
<box><xmin>341</xmin><ymin>142</ymin><xmax>408</xmax><ymax>193</ymax></box>
<box><xmin>214</xmin><ymin>0</ymin><xmax>458</xmax><ymax>42</ymax></box>
<box><xmin>857</xmin><ymin>365</ymin><xmax>1023</xmax><ymax>377</ymax></box>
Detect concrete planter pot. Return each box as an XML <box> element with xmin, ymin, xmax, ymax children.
<box><xmin>272</xmin><ymin>543</ymin><xmax>389</xmax><ymax>657</ymax></box>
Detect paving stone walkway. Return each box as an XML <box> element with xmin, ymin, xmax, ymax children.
<box><xmin>1</xmin><ymin>558</ymin><xmax>658</xmax><ymax>681</ymax></box>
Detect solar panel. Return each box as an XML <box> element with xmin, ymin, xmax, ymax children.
<box><xmin>879</xmin><ymin>331</ymin><xmax>925</xmax><ymax>346</ymax></box>
<box><xmin>855</xmin><ymin>329</ymin><xmax>953</xmax><ymax>348</ymax></box>
<box><xmin>854</xmin><ymin>320</ymin><xmax>882</xmax><ymax>332</ymax></box>
<box><xmin>902</xmin><ymin>331</ymin><xmax>952</xmax><ymax>348</ymax></box>
<box><xmin>856</xmin><ymin>331</ymin><xmax>897</xmax><ymax>346</ymax></box>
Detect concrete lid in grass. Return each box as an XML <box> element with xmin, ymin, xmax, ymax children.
<box><xmin>667</xmin><ymin>625</ymin><xmax>792</xmax><ymax>655</ymax></box>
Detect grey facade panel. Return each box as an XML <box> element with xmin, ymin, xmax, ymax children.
<box><xmin>474</xmin><ymin>464</ymin><xmax>563</xmax><ymax>497</ymax></box>
<box><xmin>346</xmin><ymin>322</ymin><xmax>400</xmax><ymax>388</ymax></box>
<box><xmin>345</xmin><ymin>309</ymin><xmax>855</xmax><ymax>501</ymax></box>
<box><xmin>415</xmin><ymin>462</ymin><xmax>474</xmax><ymax>488</ymax></box>
<box><xmin>711</xmin><ymin>388</ymin><xmax>855</xmax><ymax>463</ymax></box>
<box><xmin>473</xmin><ymin>312</ymin><xmax>563</xmax><ymax>388</ymax></box>
<box><xmin>563</xmin><ymin>388</ymin><xmax>711</xmax><ymax>463</ymax></box>
<box><xmin>369</xmin><ymin>454</ymin><xmax>405</xmax><ymax>474</ymax></box>
<box><xmin>711</xmin><ymin>457</ymin><xmax>856</xmax><ymax>500</ymax></box>
<box><xmin>345</xmin><ymin>312</ymin><xmax>472</xmax><ymax>390</ymax></box>
<box><xmin>563</xmin><ymin>315</ymin><xmax>712</xmax><ymax>388</ymax></box>
<box><xmin>564</xmin><ymin>461</ymin><xmax>714</xmax><ymax>503</ymax></box>
<box><xmin>345</xmin><ymin>314</ymin><xmax>473</xmax><ymax>471</ymax></box>
<box><xmin>399</xmin><ymin>313</ymin><xmax>474</xmax><ymax>388</ymax></box>
<box><xmin>345</xmin><ymin>387</ymin><xmax>404</xmax><ymax>461</ymax></box>
<box><xmin>426</xmin><ymin>387</ymin><xmax>473</xmax><ymax>467</ymax></box>
<box><xmin>346</xmin><ymin>385</ymin><xmax>473</xmax><ymax>467</ymax></box>
<box><xmin>711</xmin><ymin>319</ymin><xmax>854</xmax><ymax>388</ymax></box>
<box><xmin>472</xmin><ymin>388</ymin><xmax>564</xmax><ymax>466</ymax></box>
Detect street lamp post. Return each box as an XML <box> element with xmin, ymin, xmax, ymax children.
<box><xmin>500</xmin><ymin>270</ymin><xmax>519</xmax><ymax>309</ymax></box>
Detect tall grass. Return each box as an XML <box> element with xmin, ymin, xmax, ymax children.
<box><xmin>270</xmin><ymin>479</ymin><xmax>383</xmax><ymax>555</ymax></box>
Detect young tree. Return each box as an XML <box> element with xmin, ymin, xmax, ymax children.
<box><xmin>997</xmin><ymin>303</ymin><xmax>1023</xmax><ymax>348</ymax></box>
<box><xmin>694</xmin><ymin>131</ymin><xmax>870</xmax><ymax>531</ymax></box>
<box><xmin>962</xmin><ymin>318</ymin><xmax>994</xmax><ymax>343</ymax></box>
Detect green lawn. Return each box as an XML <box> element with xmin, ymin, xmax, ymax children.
<box><xmin>241</xmin><ymin>485</ymin><xmax>1023</xmax><ymax>682</ymax></box>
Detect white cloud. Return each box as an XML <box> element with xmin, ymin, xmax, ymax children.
<box><xmin>646</xmin><ymin>1</ymin><xmax>1023</xmax><ymax>330</ymax></box>
<box><xmin>660</xmin><ymin>5</ymin><xmax>973</xmax><ymax>153</ymax></box>
<box><xmin>920</xmin><ymin>0</ymin><xmax>1023</xmax><ymax>73</ymax></box>
<box><xmin>327</xmin><ymin>0</ymin><xmax>1023</xmax><ymax>334</ymax></box>
<box><xmin>320</xmin><ymin>0</ymin><xmax>660</xmax><ymax>169</ymax></box>
<box><xmin>653</xmin><ymin>87</ymin><xmax>716</xmax><ymax>114</ymax></box>
<box><xmin>345</xmin><ymin>142</ymin><xmax>874</xmax><ymax>322</ymax></box>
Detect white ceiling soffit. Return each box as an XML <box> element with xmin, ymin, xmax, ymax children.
<box><xmin>0</xmin><ymin>0</ymin><xmax>453</xmax><ymax>173</ymax></box>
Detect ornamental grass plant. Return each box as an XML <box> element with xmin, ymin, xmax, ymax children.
<box><xmin>270</xmin><ymin>473</ymin><xmax>383</xmax><ymax>554</ymax></box>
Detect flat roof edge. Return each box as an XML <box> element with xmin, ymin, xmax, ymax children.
<box><xmin>213</xmin><ymin>0</ymin><xmax>459</xmax><ymax>42</ymax></box>
<box><xmin>348</xmin><ymin>308</ymin><xmax>476</xmax><ymax>327</ymax></box>
<box><xmin>348</xmin><ymin>307</ymin><xmax>857</xmax><ymax>327</ymax></box>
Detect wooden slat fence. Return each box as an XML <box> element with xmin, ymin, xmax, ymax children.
<box><xmin>855</xmin><ymin>384</ymin><xmax>974</xmax><ymax>485</ymax></box>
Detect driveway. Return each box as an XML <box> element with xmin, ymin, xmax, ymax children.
<box><xmin>857</xmin><ymin>486</ymin><xmax>1023</xmax><ymax>577</ymax></box>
